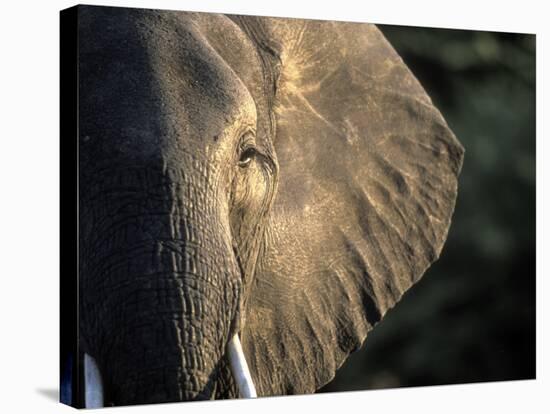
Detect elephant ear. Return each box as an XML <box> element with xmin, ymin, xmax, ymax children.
<box><xmin>235</xmin><ymin>16</ymin><xmax>464</xmax><ymax>396</ymax></box>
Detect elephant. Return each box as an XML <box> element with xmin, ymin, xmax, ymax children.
<box><xmin>61</xmin><ymin>4</ymin><xmax>464</xmax><ymax>408</ymax></box>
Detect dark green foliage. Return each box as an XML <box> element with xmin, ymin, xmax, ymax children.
<box><xmin>321</xmin><ymin>26</ymin><xmax>535</xmax><ymax>392</ymax></box>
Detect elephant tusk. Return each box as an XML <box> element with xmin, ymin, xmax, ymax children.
<box><xmin>84</xmin><ymin>353</ymin><xmax>104</xmax><ymax>408</ymax></box>
<box><xmin>227</xmin><ymin>334</ymin><xmax>257</xmax><ymax>398</ymax></box>
<box><xmin>83</xmin><ymin>340</ymin><xmax>256</xmax><ymax>405</ymax></box>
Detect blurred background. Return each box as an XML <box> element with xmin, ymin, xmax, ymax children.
<box><xmin>320</xmin><ymin>25</ymin><xmax>536</xmax><ymax>393</ymax></box>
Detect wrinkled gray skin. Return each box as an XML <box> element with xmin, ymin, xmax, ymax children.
<box><xmin>77</xmin><ymin>5</ymin><xmax>464</xmax><ymax>406</ymax></box>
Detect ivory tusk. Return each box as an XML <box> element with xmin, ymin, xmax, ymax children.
<box><xmin>84</xmin><ymin>353</ymin><xmax>104</xmax><ymax>408</ymax></box>
<box><xmin>83</xmin><ymin>338</ymin><xmax>256</xmax><ymax>405</ymax></box>
<box><xmin>227</xmin><ymin>334</ymin><xmax>257</xmax><ymax>398</ymax></box>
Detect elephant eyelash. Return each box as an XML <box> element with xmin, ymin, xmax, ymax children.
<box><xmin>236</xmin><ymin>130</ymin><xmax>257</xmax><ymax>168</ymax></box>
<box><xmin>238</xmin><ymin>147</ymin><xmax>257</xmax><ymax>168</ymax></box>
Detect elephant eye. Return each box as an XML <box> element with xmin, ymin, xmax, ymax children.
<box><xmin>238</xmin><ymin>147</ymin><xmax>256</xmax><ymax>168</ymax></box>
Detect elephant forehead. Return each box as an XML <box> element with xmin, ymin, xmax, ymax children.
<box><xmin>144</xmin><ymin>12</ymin><xmax>258</xmax><ymax>134</ymax></box>
<box><xmin>78</xmin><ymin>7</ymin><xmax>256</xmax><ymax>165</ymax></box>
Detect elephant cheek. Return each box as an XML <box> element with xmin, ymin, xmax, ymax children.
<box><xmin>79</xmin><ymin>165</ymin><xmax>242</xmax><ymax>404</ymax></box>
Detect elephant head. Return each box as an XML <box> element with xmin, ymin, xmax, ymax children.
<box><xmin>73</xmin><ymin>5</ymin><xmax>464</xmax><ymax>407</ymax></box>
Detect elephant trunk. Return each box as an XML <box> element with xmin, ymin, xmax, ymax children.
<box><xmin>79</xmin><ymin>163</ymin><xmax>242</xmax><ymax>405</ymax></box>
